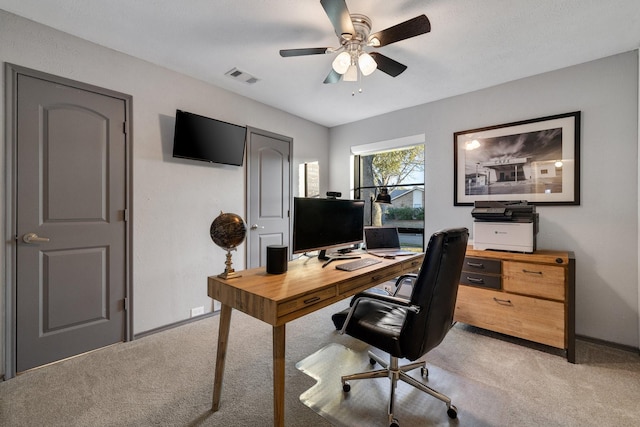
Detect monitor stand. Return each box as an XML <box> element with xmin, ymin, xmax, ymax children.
<box><xmin>318</xmin><ymin>248</ymin><xmax>360</xmax><ymax>261</ymax></box>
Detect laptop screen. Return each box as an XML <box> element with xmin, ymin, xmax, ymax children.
<box><xmin>364</xmin><ymin>227</ymin><xmax>401</xmax><ymax>250</ymax></box>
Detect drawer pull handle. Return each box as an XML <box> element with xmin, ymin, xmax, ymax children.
<box><xmin>522</xmin><ymin>269</ymin><xmax>543</xmax><ymax>275</ymax></box>
<box><xmin>303</xmin><ymin>296</ymin><xmax>321</xmax><ymax>304</ymax></box>
<box><xmin>493</xmin><ymin>297</ymin><xmax>513</xmax><ymax>306</ymax></box>
<box><xmin>466</xmin><ymin>277</ymin><xmax>485</xmax><ymax>284</ymax></box>
<box><xmin>467</xmin><ymin>262</ymin><xmax>484</xmax><ymax>268</ymax></box>
<box><xmin>411</xmin><ymin>261</ymin><xmax>420</xmax><ymax>267</ymax></box>
<box><xmin>371</xmin><ymin>275</ymin><xmax>382</xmax><ymax>282</ymax></box>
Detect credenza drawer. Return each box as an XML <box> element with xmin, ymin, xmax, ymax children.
<box><xmin>460</xmin><ymin>272</ymin><xmax>501</xmax><ymax>289</ymax></box>
<box><xmin>454</xmin><ymin>285</ymin><xmax>565</xmax><ymax>348</ymax></box>
<box><xmin>503</xmin><ymin>261</ymin><xmax>565</xmax><ymax>301</ymax></box>
<box><xmin>463</xmin><ymin>256</ymin><xmax>501</xmax><ymax>274</ymax></box>
<box><xmin>278</xmin><ymin>287</ymin><xmax>337</xmax><ymax>317</ymax></box>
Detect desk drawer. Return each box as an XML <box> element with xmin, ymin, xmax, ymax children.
<box><xmin>401</xmin><ymin>256</ymin><xmax>424</xmax><ymax>272</ymax></box>
<box><xmin>338</xmin><ymin>263</ymin><xmax>403</xmax><ymax>296</ymax></box>
<box><xmin>503</xmin><ymin>261</ymin><xmax>565</xmax><ymax>301</ymax></box>
<box><xmin>278</xmin><ymin>287</ymin><xmax>337</xmax><ymax>317</ymax></box>
<box><xmin>454</xmin><ymin>285</ymin><xmax>565</xmax><ymax>349</ymax></box>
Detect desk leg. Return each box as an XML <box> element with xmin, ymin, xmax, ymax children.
<box><xmin>273</xmin><ymin>324</ymin><xmax>285</xmax><ymax>427</ymax></box>
<box><xmin>212</xmin><ymin>304</ymin><xmax>232</xmax><ymax>411</ymax></box>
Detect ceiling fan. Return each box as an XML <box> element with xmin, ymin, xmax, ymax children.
<box><xmin>279</xmin><ymin>0</ymin><xmax>431</xmax><ymax>84</ymax></box>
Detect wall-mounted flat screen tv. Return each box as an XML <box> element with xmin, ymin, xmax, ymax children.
<box><xmin>172</xmin><ymin>109</ymin><xmax>247</xmax><ymax>166</ymax></box>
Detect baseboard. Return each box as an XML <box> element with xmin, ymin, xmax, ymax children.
<box><xmin>133</xmin><ymin>311</ymin><xmax>218</xmax><ymax>340</ymax></box>
<box><xmin>576</xmin><ymin>334</ymin><xmax>640</xmax><ymax>355</ymax></box>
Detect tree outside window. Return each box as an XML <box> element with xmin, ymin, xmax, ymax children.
<box><xmin>356</xmin><ymin>145</ymin><xmax>425</xmax><ymax>249</ymax></box>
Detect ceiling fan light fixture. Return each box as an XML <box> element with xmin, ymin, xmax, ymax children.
<box><xmin>358</xmin><ymin>52</ymin><xmax>377</xmax><ymax>76</ymax></box>
<box><xmin>332</xmin><ymin>51</ymin><xmax>351</xmax><ymax>74</ymax></box>
<box><xmin>343</xmin><ymin>64</ymin><xmax>358</xmax><ymax>81</ymax></box>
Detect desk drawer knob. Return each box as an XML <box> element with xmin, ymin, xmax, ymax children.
<box><xmin>493</xmin><ymin>297</ymin><xmax>513</xmax><ymax>306</ymax></box>
<box><xmin>303</xmin><ymin>296</ymin><xmax>321</xmax><ymax>304</ymax></box>
<box><xmin>467</xmin><ymin>262</ymin><xmax>484</xmax><ymax>268</ymax></box>
<box><xmin>522</xmin><ymin>269</ymin><xmax>543</xmax><ymax>275</ymax></box>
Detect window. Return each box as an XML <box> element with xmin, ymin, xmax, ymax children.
<box><xmin>298</xmin><ymin>161</ymin><xmax>319</xmax><ymax>197</ymax></box>
<box><xmin>354</xmin><ymin>144</ymin><xmax>425</xmax><ymax>251</ymax></box>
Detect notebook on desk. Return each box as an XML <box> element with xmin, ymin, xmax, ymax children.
<box><xmin>364</xmin><ymin>226</ymin><xmax>416</xmax><ymax>257</ymax></box>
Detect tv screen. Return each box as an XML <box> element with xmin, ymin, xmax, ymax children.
<box><xmin>292</xmin><ymin>197</ymin><xmax>365</xmax><ymax>258</ymax></box>
<box><xmin>172</xmin><ymin>109</ymin><xmax>247</xmax><ymax>166</ymax></box>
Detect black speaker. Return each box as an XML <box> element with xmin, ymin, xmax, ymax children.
<box><xmin>266</xmin><ymin>245</ymin><xmax>288</xmax><ymax>274</ymax></box>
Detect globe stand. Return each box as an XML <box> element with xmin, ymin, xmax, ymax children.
<box><xmin>211</xmin><ymin>211</ymin><xmax>247</xmax><ymax>280</ymax></box>
<box><xmin>218</xmin><ymin>249</ymin><xmax>241</xmax><ymax>279</ymax></box>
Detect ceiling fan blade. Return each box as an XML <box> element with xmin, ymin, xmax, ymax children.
<box><xmin>279</xmin><ymin>48</ymin><xmax>331</xmax><ymax>57</ymax></box>
<box><xmin>368</xmin><ymin>15</ymin><xmax>431</xmax><ymax>47</ymax></box>
<box><xmin>320</xmin><ymin>0</ymin><xmax>356</xmax><ymax>39</ymax></box>
<box><xmin>369</xmin><ymin>52</ymin><xmax>407</xmax><ymax>77</ymax></box>
<box><xmin>323</xmin><ymin>69</ymin><xmax>342</xmax><ymax>84</ymax></box>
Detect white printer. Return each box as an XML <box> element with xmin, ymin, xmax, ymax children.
<box><xmin>471</xmin><ymin>201</ymin><xmax>538</xmax><ymax>253</ymax></box>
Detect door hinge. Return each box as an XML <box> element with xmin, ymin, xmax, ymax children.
<box><xmin>123</xmin><ymin>209</ymin><xmax>129</xmax><ymax>222</ymax></box>
<box><xmin>123</xmin><ymin>121</ymin><xmax>127</xmax><ymax>135</ymax></box>
<box><xmin>123</xmin><ymin>297</ymin><xmax>129</xmax><ymax>311</ymax></box>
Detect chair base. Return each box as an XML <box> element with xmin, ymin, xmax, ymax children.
<box><xmin>341</xmin><ymin>351</ymin><xmax>457</xmax><ymax>426</ymax></box>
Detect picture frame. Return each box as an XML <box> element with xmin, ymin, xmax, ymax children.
<box><xmin>454</xmin><ymin>111</ymin><xmax>580</xmax><ymax>206</ymax></box>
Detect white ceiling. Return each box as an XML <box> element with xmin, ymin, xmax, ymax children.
<box><xmin>1</xmin><ymin>0</ymin><xmax>639</xmax><ymax>127</ymax></box>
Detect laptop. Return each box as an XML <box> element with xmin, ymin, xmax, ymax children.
<box><xmin>364</xmin><ymin>226</ymin><xmax>416</xmax><ymax>257</ymax></box>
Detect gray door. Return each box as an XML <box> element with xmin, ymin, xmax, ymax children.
<box><xmin>15</xmin><ymin>73</ymin><xmax>128</xmax><ymax>372</ymax></box>
<box><xmin>246</xmin><ymin>128</ymin><xmax>291</xmax><ymax>268</ymax></box>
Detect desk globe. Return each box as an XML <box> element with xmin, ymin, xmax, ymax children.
<box><xmin>210</xmin><ymin>211</ymin><xmax>247</xmax><ymax>279</ymax></box>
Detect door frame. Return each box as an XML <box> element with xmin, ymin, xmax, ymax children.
<box><xmin>3</xmin><ymin>63</ymin><xmax>134</xmax><ymax>379</ymax></box>
<box><xmin>245</xmin><ymin>126</ymin><xmax>293</xmax><ymax>268</ymax></box>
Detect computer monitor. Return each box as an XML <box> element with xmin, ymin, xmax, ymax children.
<box><xmin>292</xmin><ymin>197</ymin><xmax>365</xmax><ymax>259</ymax></box>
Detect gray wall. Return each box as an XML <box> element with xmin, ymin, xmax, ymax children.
<box><xmin>0</xmin><ymin>10</ymin><xmax>330</xmax><ymax>376</ymax></box>
<box><xmin>1</xmin><ymin>8</ymin><xmax>638</xmax><ymax>380</ymax></box>
<box><xmin>329</xmin><ymin>50</ymin><xmax>639</xmax><ymax>347</ymax></box>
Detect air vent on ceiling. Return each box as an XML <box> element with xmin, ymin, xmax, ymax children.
<box><xmin>225</xmin><ymin>68</ymin><xmax>260</xmax><ymax>85</ymax></box>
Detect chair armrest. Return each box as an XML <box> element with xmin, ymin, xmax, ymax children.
<box><xmin>393</xmin><ymin>274</ymin><xmax>418</xmax><ymax>296</ymax></box>
<box><xmin>339</xmin><ymin>292</ymin><xmax>421</xmax><ymax>335</ymax></box>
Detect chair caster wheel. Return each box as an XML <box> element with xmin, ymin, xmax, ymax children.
<box><xmin>447</xmin><ymin>405</ymin><xmax>458</xmax><ymax>419</ymax></box>
<box><xmin>421</xmin><ymin>367</ymin><xmax>428</xmax><ymax>378</ymax></box>
<box><xmin>390</xmin><ymin>418</ymin><xmax>400</xmax><ymax>427</ymax></box>
<box><xmin>342</xmin><ymin>382</ymin><xmax>351</xmax><ymax>392</ymax></box>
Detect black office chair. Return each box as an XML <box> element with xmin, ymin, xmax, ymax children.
<box><xmin>338</xmin><ymin>227</ymin><xmax>469</xmax><ymax>427</ymax></box>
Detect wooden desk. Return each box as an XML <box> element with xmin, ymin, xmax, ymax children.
<box><xmin>208</xmin><ymin>252</ymin><xmax>424</xmax><ymax>426</ymax></box>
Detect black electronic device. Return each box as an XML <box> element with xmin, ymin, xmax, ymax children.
<box><xmin>172</xmin><ymin>109</ymin><xmax>247</xmax><ymax>166</ymax></box>
<box><xmin>292</xmin><ymin>197</ymin><xmax>365</xmax><ymax>260</ymax></box>
<box><xmin>266</xmin><ymin>245</ymin><xmax>288</xmax><ymax>274</ymax></box>
<box><xmin>471</xmin><ymin>200</ymin><xmax>534</xmax><ymax>222</ymax></box>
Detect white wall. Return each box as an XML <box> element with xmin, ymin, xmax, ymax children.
<box><xmin>330</xmin><ymin>51</ymin><xmax>640</xmax><ymax>348</ymax></box>
<box><xmin>0</xmin><ymin>10</ymin><xmax>329</xmax><ymax>375</ymax></box>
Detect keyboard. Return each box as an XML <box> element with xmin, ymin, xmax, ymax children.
<box><xmin>335</xmin><ymin>258</ymin><xmax>382</xmax><ymax>271</ymax></box>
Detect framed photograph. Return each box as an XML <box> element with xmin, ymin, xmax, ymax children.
<box><xmin>454</xmin><ymin>111</ymin><xmax>580</xmax><ymax>206</ymax></box>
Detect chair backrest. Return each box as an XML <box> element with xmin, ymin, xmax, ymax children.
<box><xmin>399</xmin><ymin>227</ymin><xmax>469</xmax><ymax>360</ymax></box>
